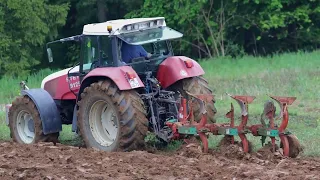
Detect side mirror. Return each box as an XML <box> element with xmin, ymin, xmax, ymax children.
<box><xmin>47</xmin><ymin>48</ymin><xmax>53</xmax><ymax>63</ymax></box>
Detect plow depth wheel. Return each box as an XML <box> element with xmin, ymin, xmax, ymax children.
<box><xmin>169</xmin><ymin>76</ymin><xmax>217</xmax><ymax>123</ymax></box>
<box><xmin>280</xmin><ymin>134</ymin><xmax>302</xmax><ymax>158</ymax></box>
<box><xmin>280</xmin><ymin>135</ymin><xmax>289</xmax><ymax>157</ymax></box>
<box><xmin>77</xmin><ymin>80</ymin><xmax>148</xmax><ymax>152</ymax></box>
<box><xmin>8</xmin><ymin>96</ymin><xmax>59</xmax><ymax>144</ymax></box>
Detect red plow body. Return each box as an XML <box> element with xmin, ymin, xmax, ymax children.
<box><xmin>166</xmin><ymin>92</ymin><xmax>302</xmax><ymax>158</ymax></box>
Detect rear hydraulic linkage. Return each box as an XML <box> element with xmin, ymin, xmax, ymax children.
<box><xmin>166</xmin><ymin>93</ymin><xmax>300</xmax><ymax>157</ymax></box>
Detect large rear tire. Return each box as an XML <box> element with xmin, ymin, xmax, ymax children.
<box><xmin>77</xmin><ymin>80</ymin><xmax>148</xmax><ymax>152</ymax></box>
<box><xmin>8</xmin><ymin>96</ymin><xmax>59</xmax><ymax>144</ymax></box>
<box><xmin>168</xmin><ymin>76</ymin><xmax>217</xmax><ymax>123</ymax></box>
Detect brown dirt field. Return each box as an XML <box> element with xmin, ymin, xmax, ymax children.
<box><xmin>0</xmin><ymin>141</ymin><xmax>319</xmax><ymax>180</ymax></box>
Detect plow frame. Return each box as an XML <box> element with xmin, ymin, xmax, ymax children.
<box><xmin>166</xmin><ymin>92</ymin><xmax>300</xmax><ymax>157</ymax></box>
<box><xmin>166</xmin><ymin>92</ymin><xmax>256</xmax><ymax>153</ymax></box>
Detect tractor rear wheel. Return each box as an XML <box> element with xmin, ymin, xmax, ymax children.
<box><xmin>77</xmin><ymin>80</ymin><xmax>148</xmax><ymax>152</ymax></box>
<box><xmin>169</xmin><ymin>76</ymin><xmax>217</xmax><ymax>123</ymax></box>
<box><xmin>8</xmin><ymin>96</ymin><xmax>59</xmax><ymax>144</ymax></box>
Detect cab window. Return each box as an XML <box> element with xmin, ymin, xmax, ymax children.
<box><xmin>81</xmin><ymin>36</ymin><xmax>99</xmax><ymax>71</ymax></box>
<box><xmin>80</xmin><ymin>35</ymin><xmax>114</xmax><ymax>72</ymax></box>
<box><xmin>99</xmin><ymin>36</ymin><xmax>113</xmax><ymax>66</ymax></box>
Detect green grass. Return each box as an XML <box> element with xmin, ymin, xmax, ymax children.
<box><xmin>0</xmin><ymin>51</ymin><xmax>319</xmax><ymax>156</ymax></box>
<box><xmin>0</xmin><ymin>68</ymin><xmax>56</xmax><ymax>104</ymax></box>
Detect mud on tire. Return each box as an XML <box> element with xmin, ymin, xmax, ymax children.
<box><xmin>77</xmin><ymin>80</ymin><xmax>148</xmax><ymax>152</ymax></box>
<box><xmin>169</xmin><ymin>76</ymin><xmax>217</xmax><ymax>123</ymax></box>
<box><xmin>8</xmin><ymin>96</ymin><xmax>59</xmax><ymax>144</ymax></box>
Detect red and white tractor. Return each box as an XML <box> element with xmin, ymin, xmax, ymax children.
<box><xmin>5</xmin><ymin>17</ymin><xmax>217</xmax><ymax>151</ymax></box>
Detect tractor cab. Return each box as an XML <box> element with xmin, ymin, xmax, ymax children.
<box><xmin>46</xmin><ymin>17</ymin><xmax>183</xmax><ymax>82</ymax></box>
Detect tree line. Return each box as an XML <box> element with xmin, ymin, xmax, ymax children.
<box><xmin>0</xmin><ymin>0</ymin><xmax>319</xmax><ymax>77</ymax></box>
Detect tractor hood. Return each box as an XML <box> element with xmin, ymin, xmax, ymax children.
<box><xmin>41</xmin><ymin>65</ymin><xmax>85</xmax><ymax>100</ymax></box>
<box><xmin>41</xmin><ymin>66</ymin><xmax>80</xmax><ymax>89</ymax></box>
<box><xmin>41</xmin><ymin>63</ymin><xmax>93</xmax><ymax>89</ymax></box>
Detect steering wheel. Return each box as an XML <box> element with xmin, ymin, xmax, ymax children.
<box><xmin>90</xmin><ymin>59</ymin><xmax>100</xmax><ymax>70</ymax></box>
<box><xmin>100</xmin><ymin>50</ymin><xmax>108</xmax><ymax>59</ymax></box>
<box><xmin>149</xmin><ymin>53</ymin><xmax>160</xmax><ymax>59</ymax></box>
<box><xmin>131</xmin><ymin>57</ymin><xmax>146</xmax><ymax>63</ymax></box>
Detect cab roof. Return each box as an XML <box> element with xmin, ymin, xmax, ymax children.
<box><xmin>82</xmin><ymin>17</ymin><xmax>166</xmax><ymax>36</ymax></box>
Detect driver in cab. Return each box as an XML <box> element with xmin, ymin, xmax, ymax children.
<box><xmin>121</xmin><ymin>41</ymin><xmax>151</xmax><ymax>64</ymax></box>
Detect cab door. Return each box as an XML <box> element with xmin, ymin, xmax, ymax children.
<box><xmin>80</xmin><ymin>35</ymin><xmax>100</xmax><ymax>74</ymax></box>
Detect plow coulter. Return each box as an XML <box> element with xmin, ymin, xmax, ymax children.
<box><xmin>166</xmin><ymin>92</ymin><xmax>302</xmax><ymax>158</ymax></box>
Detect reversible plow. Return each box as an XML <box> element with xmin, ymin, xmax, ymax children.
<box><xmin>166</xmin><ymin>92</ymin><xmax>302</xmax><ymax>158</ymax></box>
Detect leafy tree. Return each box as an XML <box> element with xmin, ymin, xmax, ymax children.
<box><xmin>226</xmin><ymin>0</ymin><xmax>320</xmax><ymax>55</ymax></box>
<box><xmin>0</xmin><ymin>0</ymin><xmax>69</xmax><ymax>77</ymax></box>
<box><xmin>127</xmin><ymin>0</ymin><xmax>320</xmax><ymax>58</ymax></box>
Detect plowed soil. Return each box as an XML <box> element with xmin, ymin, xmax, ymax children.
<box><xmin>0</xmin><ymin>140</ymin><xmax>319</xmax><ymax>180</ymax></box>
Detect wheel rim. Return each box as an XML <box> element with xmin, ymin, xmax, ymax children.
<box><xmin>89</xmin><ymin>100</ymin><xmax>119</xmax><ymax>147</ymax></box>
<box><xmin>16</xmin><ymin>110</ymin><xmax>35</xmax><ymax>143</ymax></box>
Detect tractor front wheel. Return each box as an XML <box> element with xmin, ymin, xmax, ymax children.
<box><xmin>169</xmin><ymin>76</ymin><xmax>217</xmax><ymax>123</ymax></box>
<box><xmin>8</xmin><ymin>96</ymin><xmax>59</xmax><ymax>144</ymax></box>
<box><xmin>77</xmin><ymin>80</ymin><xmax>148</xmax><ymax>152</ymax></box>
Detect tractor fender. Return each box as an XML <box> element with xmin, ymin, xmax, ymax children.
<box><xmin>81</xmin><ymin>66</ymin><xmax>145</xmax><ymax>91</ymax></box>
<box><xmin>13</xmin><ymin>89</ymin><xmax>62</xmax><ymax>135</ymax></box>
<box><xmin>157</xmin><ymin>56</ymin><xmax>205</xmax><ymax>88</ymax></box>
